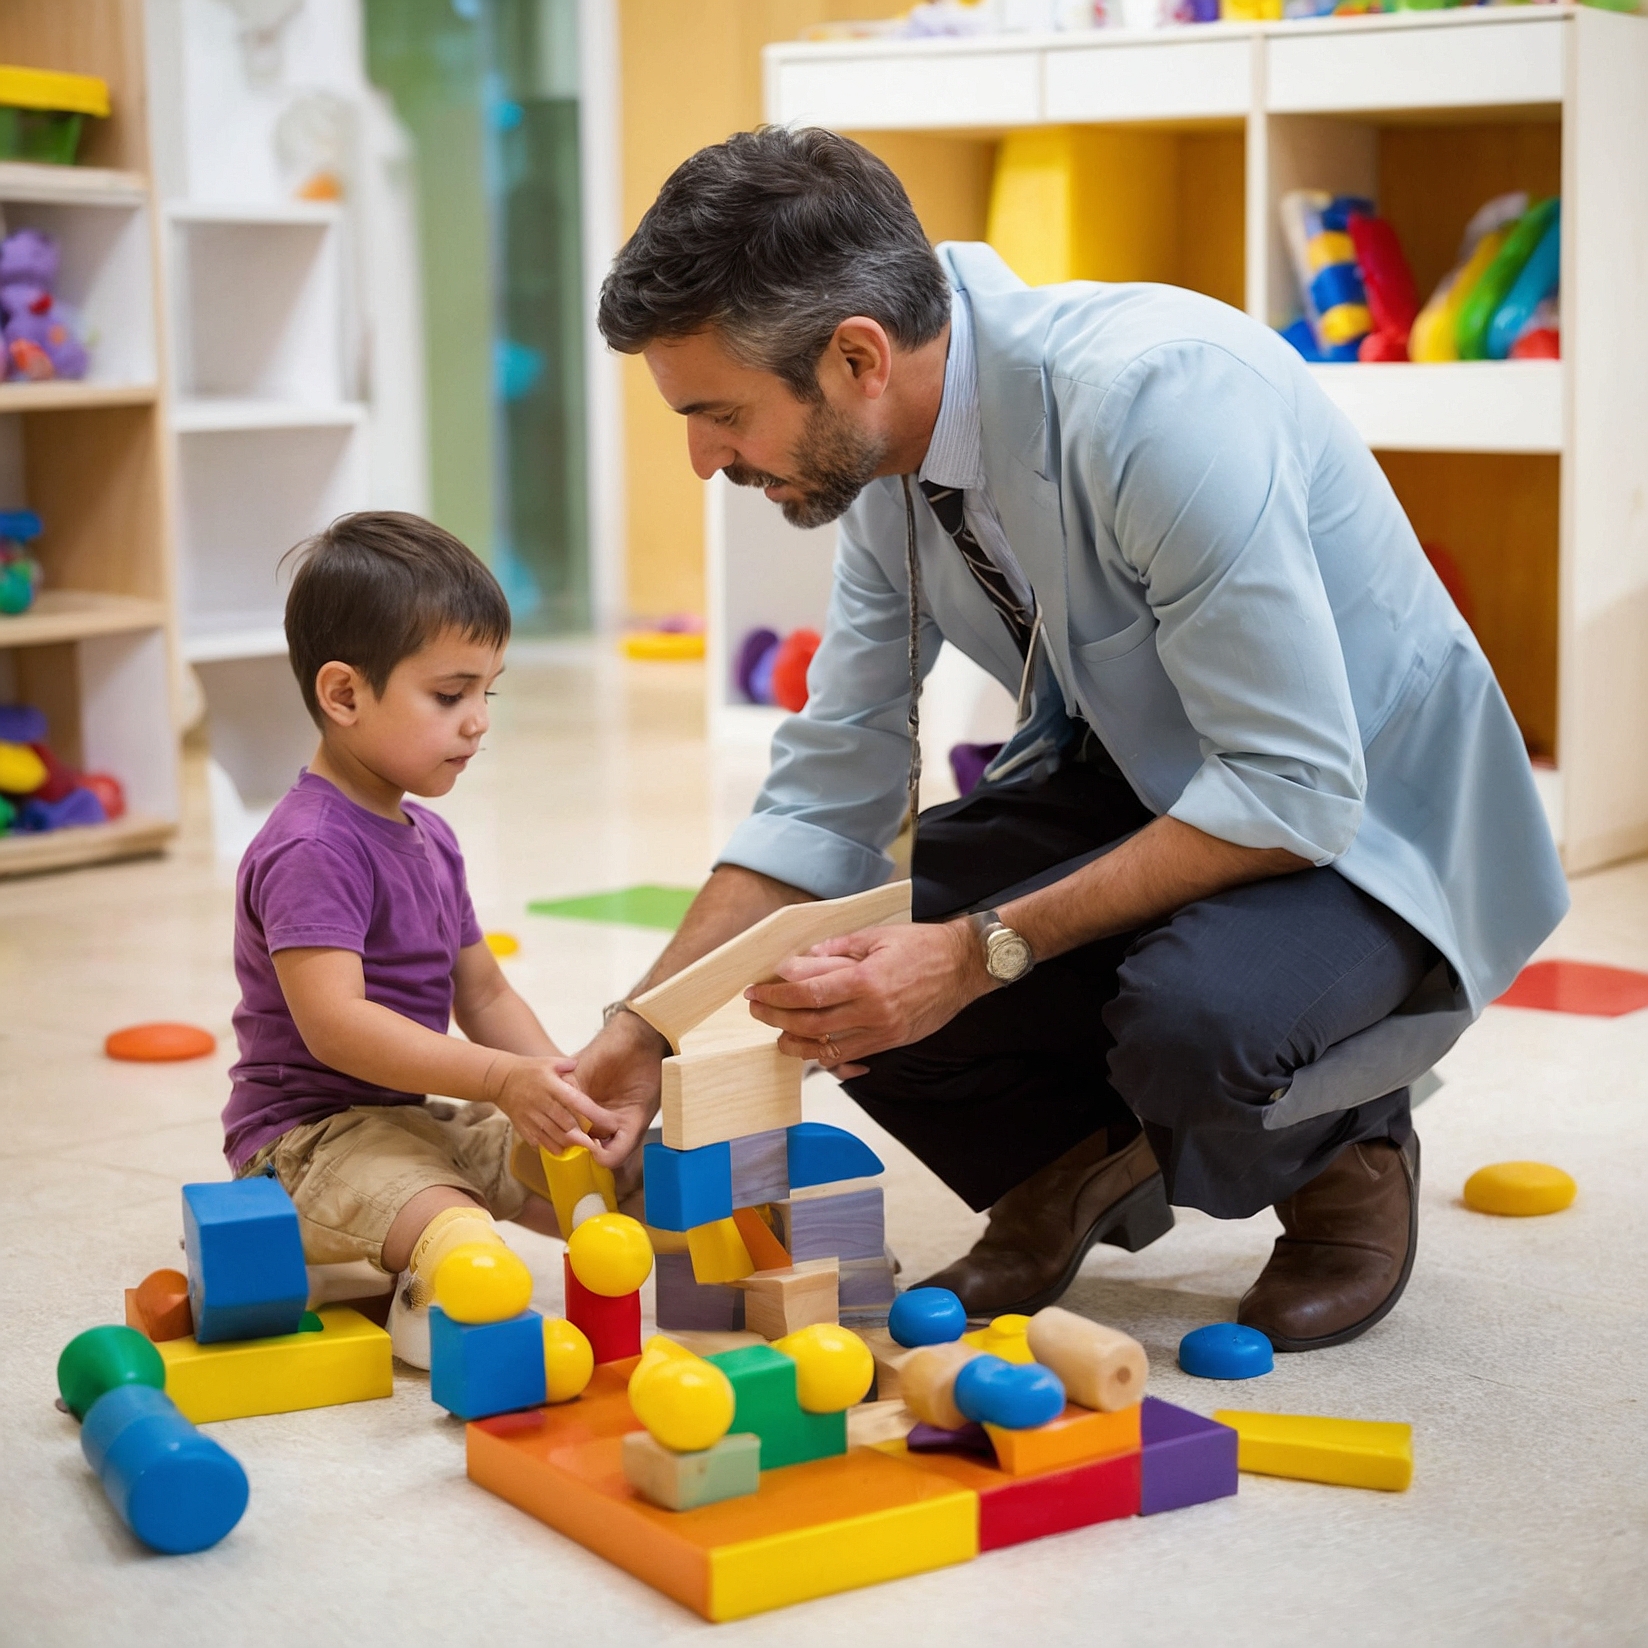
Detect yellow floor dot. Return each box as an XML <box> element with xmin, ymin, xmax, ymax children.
<box><xmin>484</xmin><ymin>932</ymin><xmax>520</xmax><ymax>958</ymax></box>
<box><xmin>1463</xmin><ymin>1161</ymin><xmax>1577</xmax><ymax>1217</ymax></box>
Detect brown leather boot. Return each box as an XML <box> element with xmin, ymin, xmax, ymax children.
<box><xmin>913</xmin><ymin>1129</ymin><xmax>1173</xmax><ymax>1320</ymax></box>
<box><xmin>1238</xmin><ymin>1134</ymin><xmax>1420</xmax><ymax>1352</ymax></box>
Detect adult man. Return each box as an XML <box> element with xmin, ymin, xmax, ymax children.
<box><xmin>579</xmin><ymin>127</ymin><xmax>1566</xmax><ymax>1350</ymax></box>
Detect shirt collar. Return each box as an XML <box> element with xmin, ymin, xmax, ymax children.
<box><xmin>918</xmin><ymin>290</ymin><xmax>985</xmax><ymax>491</ymax></box>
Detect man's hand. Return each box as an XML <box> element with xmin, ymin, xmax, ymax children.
<box><xmin>571</xmin><ymin>1009</ymin><xmax>672</xmax><ymax>1178</ymax></box>
<box><xmin>487</xmin><ymin>1056</ymin><xmax>623</xmax><ymax>1155</ymax></box>
<box><xmin>744</xmin><ymin>921</ymin><xmax>993</xmax><ymax>1074</ymax></box>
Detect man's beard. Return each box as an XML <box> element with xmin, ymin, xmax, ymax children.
<box><xmin>724</xmin><ymin>398</ymin><xmax>888</xmax><ymax>530</ymax></box>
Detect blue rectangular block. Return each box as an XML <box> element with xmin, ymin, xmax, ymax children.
<box><xmin>429</xmin><ymin>1308</ymin><xmax>547</xmax><ymax>1420</ymax></box>
<box><xmin>182</xmin><ymin>1178</ymin><xmax>309</xmax><ymax>1345</ymax></box>
<box><xmin>643</xmin><ymin>1139</ymin><xmax>732</xmax><ymax>1232</ymax></box>
<box><xmin>1139</xmin><ymin>1396</ymin><xmax>1239</xmax><ymax>1515</ymax></box>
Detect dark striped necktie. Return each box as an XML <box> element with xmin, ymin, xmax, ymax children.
<box><xmin>919</xmin><ymin>479</ymin><xmax>1037</xmax><ymax>660</ymax></box>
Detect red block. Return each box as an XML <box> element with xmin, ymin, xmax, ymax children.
<box><xmin>564</xmin><ymin>1254</ymin><xmax>641</xmax><ymax>1363</ymax></box>
<box><xmin>1497</xmin><ymin>959</ymin><xmax>1648</xmax><ymax>1018</ymax></box>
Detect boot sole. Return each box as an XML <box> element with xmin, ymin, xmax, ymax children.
<box><xmin>1259</xmin><ymin>1136</ymin><xmax>1422</xmax><ymax>1354</ymax></box>
<box><xmin>964</xmin><ymin>1173</ymin><xmax>1175</xmax><ymax>1323</ymax></box>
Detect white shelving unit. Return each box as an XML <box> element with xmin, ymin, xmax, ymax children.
<box><xmin>760</xmin><ymin>4</ymin><xmax>1648</xmax><ymax>872</ymax></box>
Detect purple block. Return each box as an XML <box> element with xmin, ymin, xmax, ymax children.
<box><xmin>654</xmin><ymin>1251</ymin><xmax>744</xmax><ymax>1332</ymax></box>
<box><xmin>1139</xmin><ymin>1396</ymin><xmax>1239</xmax><ymax>1516</ymax></box>
<box><xmin>906</xmin><ymin>1420</ymin><xmax>993</xmax><ymax>1459</ymax></box>
<box><xmin>948</xmin><ymin>741</ymin><xmax>1003</xmax><ymax>798</ymax></box>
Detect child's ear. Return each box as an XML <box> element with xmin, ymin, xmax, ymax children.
<box><xmin>314</xmin><ymin>661</ymin><xmax>363</xmax><ymax>728</ymax></box>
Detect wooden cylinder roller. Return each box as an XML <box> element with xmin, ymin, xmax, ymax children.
<box><xmin>900</xmin><ymin>1342</ymin><xmax>983</xmax><ymax>1432</ymax></box>
<box><xmin>1025</xmin><ymin>1307</ymin><xmax>1147</xmax><ymax>1412</ymax></box>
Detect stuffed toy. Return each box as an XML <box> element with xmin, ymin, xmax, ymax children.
<box><xmin>0</xmin><ymin>228</ymin><xmax>89</xmax><ymax>381</ymax></box>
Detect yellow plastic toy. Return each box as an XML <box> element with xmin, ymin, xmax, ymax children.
<box><xmin>686</xmin><ymin>1217</ymin><xmax>755</xmax><ymax>1286</ymax></box>
<box><xmin>484</xmin><ymin>931</ymin><xmax>520</xmax><ymax>958</ymax></box>
<box><xmin>537</xmin><ymin>1142</ymin><xmax>616</xmax><ymax>1241</ymax></box>
<box><xmin>772</xmin><ymin>1324</ymin><xmax>875</xmax><ymax>1414</ymax></box>
<box><xmin>543</xmin><ymin>1317</ymin><xmax>596</xmax><ymax>1402</ymax></box>
<box><xmin>1462</xmin><ymin>1161</ymin><xmax>1577</xmax><ymax>1217</ymax></box>
<box><xmin>433</xmin><ymin>1242</ymin><xmax>534</xmax><ymax>1324</ymax></box>
<box><xmin>1409</xmin><ymin>226</ymin><xmax>1508</xmax><ymax>362</ymax></box>
<box><xmin>961</xmin><ymin>1313</ymin><xmax>1035</xmax><ymax>1366</ymax></box>
<box><xmin>567</xmin><ymin>1211</ymin><xmax>654</xmax><ymax>1297</ymax></box>
<box><xmin>629</xmin><ymin>1333</ymin><xmax>696</xmax><ymax>1392</ymax></box>
<box><xmin>0</xmin><ymin>741</ymin><xmax>46</xmax><ymax>794</ymax></box>
<box><xmin>630</xmin><ymin>1352</ymin><xmax>737</xmax><ymax>1452</ymax></box>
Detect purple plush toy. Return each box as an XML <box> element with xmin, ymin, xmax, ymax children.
<box><xmin>0</xmin><ymin>229</ymin><xmax>88</xmax><ymax>382</ymax></box>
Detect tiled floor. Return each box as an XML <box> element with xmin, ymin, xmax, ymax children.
<box><xmin>3</xmin><ymin>641</ymin><xmax>1645</xmax><ymax>1646</ymax></box>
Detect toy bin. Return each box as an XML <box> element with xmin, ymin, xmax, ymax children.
<box><xmin>0</xmin><ymin>67</ymin><xmax>109</xmax><ymax>166</ymax></box>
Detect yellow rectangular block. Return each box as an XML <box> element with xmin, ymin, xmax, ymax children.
<box><xmin>687</xmin><ymin>1217</ymin><xmax>755</xmax><ymax>1285</ymax></box>
<box><xmin>1212</xmin><ymin>1411</ymin><xmax>1413</xmax><ymax>1492</ymax></box>
<box><xmin>984</xmin><ymin>1403</ymin><xmax>1140</xmax><ymax>1477</ymax></box>
<box><xmin>157</xmin><ymin>1306</ymin><xmax>393</xmax><ymax>1423</ymax></box>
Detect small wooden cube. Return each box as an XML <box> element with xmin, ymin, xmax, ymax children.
<box><xmin>622</xmin><ymin>1430</ymin><xmax>762</xmax><ymax>1511</ymax></box>
<box><xmin>735</xmin><ymin>1260</ymin><xmax>839</xmax><ymax>1340</ymax></box>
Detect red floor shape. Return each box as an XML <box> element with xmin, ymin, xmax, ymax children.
<box><xmin>1496</xmin><ymin>959</ymin><xmax>1648</xmax><ymax>1018</ymax></box>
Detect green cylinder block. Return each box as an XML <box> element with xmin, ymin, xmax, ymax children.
<box><xmin>57</xmin><ymin>1325</ymin><xmax>166</xmax><ymax>1420</ymax></box>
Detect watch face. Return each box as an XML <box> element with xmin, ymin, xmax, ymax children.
<box><xmin>986</xmin><ymin>928</ymin><xmax>1033</xmax><ymax>982</ymax></box>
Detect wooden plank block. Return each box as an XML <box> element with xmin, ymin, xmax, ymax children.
<box><xmin>155</xmin><ymin>1306</ymin><xmax>391</xmax><ymax>1424</ymax></box>
<box><xmin>847</xmin><ymin>1399</ymin><xmax>918</xmax><ymax>1451</ymax></box>
<box><xmin>984</xmin><ymin>1404</ymin><xmax>1141</xmax><ymax>1478</ymax></box>
<box><xmin>857</xmin><ymin>1326</ymin><xmax>919</xmax><ymax>1403</ymax></box>
<box><xmin>776</xmin><ymin>1187</ymin><xmax>885</xmax><ymax>1262</ymax></box>
<box><xmin>621</xmin><ymin>1430</ymin><xmax>761</xmax><ymax>1511</ymax></box>
<box><xmin>467</xmin><ymin>1381</ymin><xmax>978</xmax><ymax>1623</ymax></box>
<box><xmin>838</xmin><ymin>1252</ymin><xmax>897</xmax><ymax>1311</ymax></box>
<box><xmin>632</xmin><ymin>881</ymin><xmax>911</xmax><ymax>1049</ymax></box>
<box><xmin>659</xmin><ymin>1327</ymin><xmax>764</xmax><ymax>1358</ymax></box>
<box><xmin>661</xmin><ymin>1041</ymin><xmax>803</xmax><ymax>1152</ymax></box>
<box><xmin>1212</xmin><ymin>1410</ymin><xmax>1413</xmax><ymax>1492</ymax></box>
<box><xmin>733</xmin><ymin>1260</ymin><xmax>839</xmax><ymax>1341</ymax></box>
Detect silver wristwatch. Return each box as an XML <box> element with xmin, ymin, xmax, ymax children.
<box><xmin>968</xmin><ymin>908</ymin><xmax>1035</xmax><ymax>985</ymax></box>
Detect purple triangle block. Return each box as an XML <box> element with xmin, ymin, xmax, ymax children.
<box><xmin>906</xmin><ymin>1419</ymin><xmax>994</xmax><ymax>1459</ymax></box>
<box><xmin>1140</xmin><ymin>1395</ymin><xmax>1238</xmax><ymax>1515</ymax></box>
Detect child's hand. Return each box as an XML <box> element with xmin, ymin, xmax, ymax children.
<box><xmin>490</xmin><ymin>1056</ymin><xmax>622</xmax><ymax>1154</ymax></box>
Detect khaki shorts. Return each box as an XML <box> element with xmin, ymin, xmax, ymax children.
<box><xmin>242</xmin><ymin>1102</ymin><xmax>531</xmax><ymax>1271</ymax></box>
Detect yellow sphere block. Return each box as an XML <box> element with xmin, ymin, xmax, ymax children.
<box><xmin>629</xmin><ymin>1334</ymin><xmax>695</xmax><ymax>1396</ymax></box>
<box><xmin>0</xmin><ymin>741</ymin><xmax>47</xmax><ymax>794</ymax></box>
<box><xmin>484</xmin><ymin>931</ymin><xmax>520</xmax><ymax>958</ymax></box>
<box><xmin>630</xmin><ymin>1355</ymin><xmax>736</xmax><ymax>1452</ymax></box>
<box><xmin>567</xmin><ymin>1211</ymin><xmax>654</xmax><ymax>1297</ymax></box>
<box><xmin>433</xmin><ymin>1242</ymin><xmax>534</xmax><ymax>1324</ymax></box>
<box><xmin>772</xmin><ymin>1324</ymin><xmax>874</xmax><ymax>1414</ymax></box>
<box><xmin>1463</xmin><ymin>1161</ymin><xmax>1577</xmax><ymax>1217</ymax></box>
<box><xmin>542</xmin><ymin>1316</ymin><xmax>595</xmax><ymax>1403</ymax></box>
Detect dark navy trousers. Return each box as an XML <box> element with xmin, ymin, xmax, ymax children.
<box><xmin>844</xmin><ymin>758</ymin><xmax>1437</xmax><ymax>1219</ymax></box>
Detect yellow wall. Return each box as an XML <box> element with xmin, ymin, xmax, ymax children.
<box><xmin>617</xmin><ymin>1</ymin><xmax>905</xmax><ymax>619</ymax></box>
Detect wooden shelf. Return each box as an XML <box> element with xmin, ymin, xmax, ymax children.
<box><xmin>0</xmin><ymin>590</ymin><xmax>167</xmax><ymax>647</ymax></box>
<box><xmin>0</xmin><ymin>381</ymin><xmax>157</xmax><ymax>413</ymax></box>
<box><xmin>1309</xmin><ymin>361</ymin><xmax>1562</xmax><ymax>455</ymax></box>
<box><xmin>167</xmin><ymin>200</ymin><xmax>340</xmax><ymax>226</ymax></box>
<box><xmin>183</xmin><ymin>624</ymin><xmax>287</xmax><ymax>664</ymax></box>
<box><xmin>0</xmin><ymin>160</ymin><xmax>147</xmax><ymax>205</ymax></box>
<box><xmin>173</xmin><ymin>399</ymin><xmax>365</xmax><ymax>433</ymax></box>
<box><xmin>0</xmin><ymin>813</ymin><xmax>174</xmax><ymax>878</ymax></box>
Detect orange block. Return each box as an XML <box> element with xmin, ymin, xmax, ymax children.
<box><xmin>466</xmin><ymin>1363</ymin><xmax>978</xmax><ymax>1621</ymax></box>
<box><xmin>731</xmin><ymin>1205</ymin><xmax>791</xmax><ymax>1273</ymax></box>
<box><xmin>105</xmin><ymin>1022</ymin><xmax>217</xmax><ymax>1062</ymax></box>
<box><xmin>124</xmin><ymin>1267</ymin><xmax>194</xmax><ymax>1342</ymax></box>
<box><xmin>984</xmin><ymin>1403</ymin><xmax>1141</xmax><ymax>1477</ymax></box>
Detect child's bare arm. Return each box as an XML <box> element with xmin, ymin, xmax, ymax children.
<box><xmin>271</xmin><ymin>946</ymin><xmax>617</xmax><ymax>1152</ymax></box>
<box><xmin>450</xmin><ymin>940</ymin><xmax>560</xmax><ymax>1059</ymax></box>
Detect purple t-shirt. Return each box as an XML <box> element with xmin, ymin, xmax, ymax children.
<box><xmin>223</xmin><ymin>770</ymin><xmax>482</xmax><ymax>1169</ymax></box>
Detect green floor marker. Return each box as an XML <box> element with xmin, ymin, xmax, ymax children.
<box><xmin>527</xmin><ymin>884</ymin><xmax>696</xmax><ymax>931</ymax></box>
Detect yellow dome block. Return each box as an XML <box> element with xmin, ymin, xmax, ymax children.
<box><xmin>567</xmin><ymin>1211</ymin><xmax>654</xmax><ymax>1297</ymax></box>
<box><xmin>433</xmin><ymin>1241</ymin><xmax>534</xmax><ymax>1323</ymax></box>
<box><xmin>962</xmin><ymin>1313</ymin><xmax>1035</xmax><ymax>1365</ymax></box>
<box><xmin>1463</xmin><ymin>1161</ymin><xmax>1577</xmax><ymax>1217</ymax></box>
<box><xmin>629</xmin><ymin>1355</ymin><xmax>735</xmax><ymax>1452</ymax></box>
<box><xmin>772</xmin><ymin>1324</ymin><xmax>874</xmax><ymax>1413</ymax></box>
<box><xmin>542</xmin><ymin>1317</ymin><xmax>595</xmax><ymax>1402</ymax></box>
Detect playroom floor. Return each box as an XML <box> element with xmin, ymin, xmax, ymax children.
<box><xmin>3</xmin><ymin>641</ymin><xmax>1645</xmax><ymax>1648</ymax></box>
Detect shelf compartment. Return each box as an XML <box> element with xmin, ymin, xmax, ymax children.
<box><xmin>769</xmin><ymin>41</ymin><xmax>1041</xmax><ymax>131</ymax></box>
<box><xmin>1267</xmin><ymin>12</ymin><xmax>1565</xmax><ymax>116</ymax></box>
<box><xmin>173</xmin><ymin>399</ymin><xmax>365</xmax><ymax>433</ymax></box>
<box><xmin>1044</xmin><ymin>34</ymin><xmax>1252</xmax><ymax>124</ymax></box>
<box><xmin>0</xmin><ymin>811</ymin><xmax>174</xmax><ymax>877</ymax></box>
<box><xmin>1309</xmin><ymin>361</ymin><xmax>1561</xmax><ymax>454</ymax></box>
<box><xmin>0</xmin><ymin>589</ymin><xmax>166</xmax><ymax>646</ymax></box>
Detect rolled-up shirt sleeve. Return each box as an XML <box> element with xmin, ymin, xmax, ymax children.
<box><xmin>1089</xmin><ymin>342</ymin><xmax>1366</xmax><ymax>863</ymax></box>
<box><xmin>717</xmin><ymin>495</ymin><xmax>942</xmax><ymax>898</ymax></box>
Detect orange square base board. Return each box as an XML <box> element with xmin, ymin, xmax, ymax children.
<box><xmin>466</xmin><ymin>1362</ymin><xmax>978</xmax><ymax>1622</ymax></box>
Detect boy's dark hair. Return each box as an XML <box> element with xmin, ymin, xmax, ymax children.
<box><xmin>283</xmin><ymin>512</ymin><xmax>511</xmax><ymax>726</ymax></box>
<box><xmin>597</xmin><ymin>126</ymin><xmax>950</xmax><ymax>400</ymax></box>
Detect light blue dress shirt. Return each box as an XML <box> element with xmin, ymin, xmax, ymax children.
<box><xmin>718</xmin><ymin>243</ymin><xmax>1568</xmax><ymax>1123</ymax></box>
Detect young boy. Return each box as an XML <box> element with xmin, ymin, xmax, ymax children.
<box><xmin>224</xmin><ymin>512</ymin><xmax>623</xmax><ymax>1366</ymax></box>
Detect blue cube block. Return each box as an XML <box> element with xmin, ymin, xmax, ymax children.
<box><xmin>785</xmin><ymin>1122</ymin><xmax>883</xmax><ymax>1190</ymax></box>
<box><xmin>182</xmin><ymin>1178</ymin><xmax>308</xmax><ymax>1345</ymax></box>
<box><xmin>643</xmin><ymin>1139</ymin><xmax>733</xmax><ymax>1232</ymax></box>
<box><xmin>429</xmin><ymin>1307</ymin><xmax>547</xmax><ymax>1420</ymax></box>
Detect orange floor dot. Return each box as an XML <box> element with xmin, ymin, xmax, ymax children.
<box><xmin>105</xmin><ymin>1022</ymin><xmax>218</xmax><ymax>1062</ymax></box>
<box><xmin>1495</xmin><ymin>959</ymin><xmax>1648</xmax><ymax>1018</ymax></box>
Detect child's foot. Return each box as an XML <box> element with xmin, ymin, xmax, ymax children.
<box><xmin>387</xmin><ymin>1272</ymin><xmax>431</xmax><ymax>1369</ymax></box>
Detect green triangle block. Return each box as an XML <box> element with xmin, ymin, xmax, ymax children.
<box><xmin>526</xmin><ymin>885</ymin><xmax>696</xmax><ymax>931</ymax></box>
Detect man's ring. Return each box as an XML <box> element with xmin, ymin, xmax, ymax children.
<box><xmin>820</xmin><ymin>1035</ymin><xmax>842</xmax><ymax>1065</ymax></box>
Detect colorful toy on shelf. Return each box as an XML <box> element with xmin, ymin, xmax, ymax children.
<box><xmin>0</xmin><ymin>65</ymin><xmax>109</xmax><ymax>166</ymax></box>
<box><xmin>0</xmin><ymin>509</ymin><xmax>43</xmax><ymax>614</ymax></box>
<box><xmin>0</xmin><ymin>698</ymin><xmax>126</xmax><ymax>837</ymax></box>
<box><xmin>1508</xmin><ymin>294</ymin><xmax>1559</xmax><ymax>361</ymax></box>
<box><xmin>1483</xmin><ymin>200</ymin><xmax>1560</xmax><ymax>360</ymax></box>
<box><xmin>0</xmin><ymin>228</ymin><xmax>89</xmax><ymax>381</ymax></box>
<box><xmin>622</xmin><ymin>614</ymin><xmax>705</xmax><ymax>662</ymax></box>
<box><xmin>1457</xmin><ymin>196</ymin><xmax>1559</xmax><ymax>361</ymax></box>
<box><xmin>1408</xmin><ymin>192</ymin><xmax>1527</xmax><ymax>363</ymax></box>
<box><xmin>733</xmin><ymin>626</ymin><xmax>821</xmax><ymax>712</ymax></box>
<box><xmin>1279</xmin><ymin>190</ymin><xmax>1375</xmax><ymax>362</ymax></box>
<box><xmin>1346</xmin><ymin>213</ymin><xmax>1419</xmax><ymax>360</ymax></box>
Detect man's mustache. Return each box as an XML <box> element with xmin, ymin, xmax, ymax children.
<box><xmin>724</xmin><ymin>462</ymin><xmax>789</xmax><ymax>490</ymax></box>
